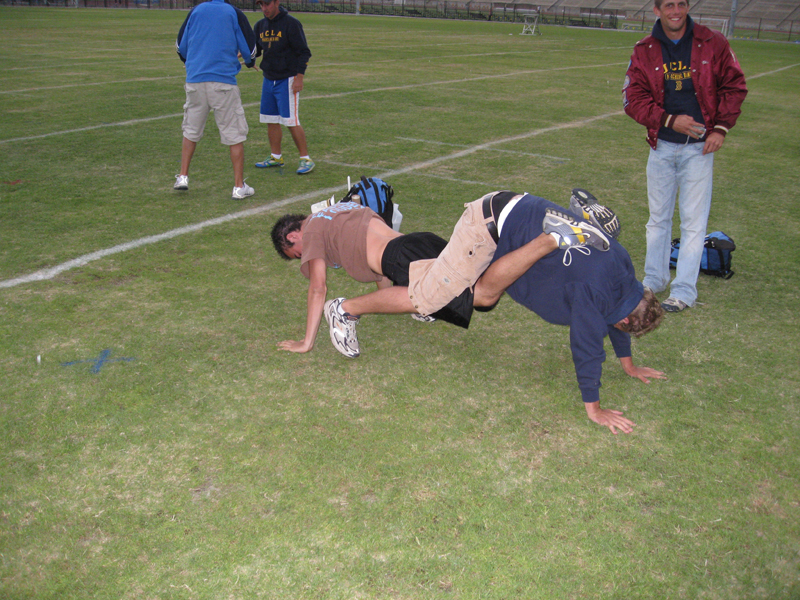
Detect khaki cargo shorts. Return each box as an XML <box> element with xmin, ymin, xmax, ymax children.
<box><xmin>408</xmin><ymin>194</ymin><xmax>498</xmax><ymax>316</ymax></box>
<box><xmin>182</xmin><ymin>81</ymin><xmax>248</xmax><ymax>146</ymax></box>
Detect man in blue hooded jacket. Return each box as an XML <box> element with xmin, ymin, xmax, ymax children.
<box><xmin>175</xmin><ymin>0</ymin><xmax>258</xmax><ymax>199</ymax></box>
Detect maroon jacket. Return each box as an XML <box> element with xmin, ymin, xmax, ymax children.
<box><xmin>622</xmin><ymin>23</ymin><xmax>747</xmax><ymax>149</ymax></box>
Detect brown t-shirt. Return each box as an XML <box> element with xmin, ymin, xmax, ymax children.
<box><xmin>300</xmin><ymin>203</ymin><xmax>384</xmax><ymax>283</ymax></box>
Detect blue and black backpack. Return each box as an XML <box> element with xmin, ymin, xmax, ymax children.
<box><xmin>343</xmin><ymin>176</ymin><xmax>400</xmax><ymax>231</ymax></box>
<box><xmin>670</xmin><ymin>231</ymin><xmax>736</xmax><ymax>279</ymax></box>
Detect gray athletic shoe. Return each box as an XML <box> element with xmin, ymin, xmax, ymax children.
<box><xmin>324</xmin><ymin>298</ymin><xmax>360</xmax><ymax>358</ymax></box>
<box><xmin>543</xmin><ymin>208</ymin><xmax>610</xmax><ymax>251</ymax></box>
<box><xmin>569</xmin><ymin>188</ymin><xmax>621</xmax><ymax>239</ymax></box>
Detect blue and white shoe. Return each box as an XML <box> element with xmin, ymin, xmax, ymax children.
<box><xmin>297</xmin><ymin>158</ymin><xmax>315</xmax><ymax>174</ymax></box>
<box><xmin>255</xmin><ymin>156</ymin><xmax>284</xmax><ymax>168</ymax></box>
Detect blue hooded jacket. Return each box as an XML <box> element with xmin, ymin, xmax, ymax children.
<box><xmin>176</xmin><ymin>0</ymin><xmax>257</xmax><ymax>85</ymax></box>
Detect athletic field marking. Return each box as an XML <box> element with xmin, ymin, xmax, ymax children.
<box><xmin>323</xmin><ymin>160</ymin><xmax>497</xmax><ymax>187</ymax></box>
<box><xmin>0</xmin><ymin>75</ymin><xmax>184</xmax><ymax>95</ymax></box>
<box><xmin>747</xmin><ymin>62</ymin><xmax>800</xmax><ymax>79</ymax></box>
<box><xmin>9</xmin><ymin>57</ymin><xmax>785</xmax><ymax>145</ymax></box>
<box><xmin>0</xmin><ymin>62</ymin><xmax>627</xmax><ymax>144</ymax></box>
<box><xmin>61</xmin><ymin>349</ymin><xmax>136</xmax><ymax>374</ymax></box>
<box><xmin>0</xmin><ymin>111</ymin><xmax>621</xmax><ymax>289</ymax></box>
<box><xmin>397</xmin><ymin>137</ymin><xmax>570</xmax><ymax>163</ymax></box>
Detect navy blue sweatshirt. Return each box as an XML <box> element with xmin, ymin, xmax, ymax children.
<box><xmin>254</xmin><ymin>6</ymin><xmax>311</xmax><ymax>81</ymax></box>
<box><xmin>492</xmin><ymin>195</ymin><xmax>644</xmax><ymax>405</ymax></box>
<box><xmin>653</xmin><ymin>16</ymin><xmax>706</xmax><ymax>144</ymax></box>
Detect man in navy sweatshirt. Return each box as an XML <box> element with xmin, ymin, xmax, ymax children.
<box><xmin>176</xmin><ymin>0</ymin><xmax>258</xmax><ymax>199</ymax></box>
<box><xmin>253</xmin><ymin>0</ymin><xmax>314</xmax><ymax>175</ymax></box>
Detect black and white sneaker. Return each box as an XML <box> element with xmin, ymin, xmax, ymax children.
<box><xmin>324</xmin><ymin>298</ymin><xmax>360</xmax><ymax>358</ymax></box>
<box><xmin>543</xmin><ymin>208</ymin><xmax>610</xmax><ymax>252</ymax></box>
<box><xmin>410</xmin><ymin>313</ymin><xmax>436</xmax><ymax>323</ymax></box>
<box><xmin>569</xmin><ymin>188</ymin><xmax>621</xmax><ymax>240</ymax></box>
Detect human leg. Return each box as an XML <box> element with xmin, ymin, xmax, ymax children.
<box><xmin>229</xmin><ymin>142</ymin><xmax>245</xmax><ymax>188</ymax></box>
<box><xmin>256</xmin><ymin>79</ymin><xmax>286</xmax><ymax>167</ymax></box>
<box><xmin>408</xmin><ymin>197</ymin><xmax>497</xmax><ymax>316</ymax></box>
<box><xmin>289</xmin><ymin>125</ymin><xmax>308</xmax><ymax>156</ymax></box>
<box><xmin>208</xmin><ymin>82</ymin><xmax>249</xmax><ymax>191</ymax></box>
<box><xmin>643</xmin><ymin>142</ymin><xmax>680</xmax><ymax>293</ymax></box>
<box><xmin>179</xmin><ymin>137</ymin><xmax>196</xmax><ymax>177</ymax></box>
<box><xmin>342</xmin><ymin>286</ymin><xmax>414</xmax><ymax>316</ymax></box>
<box><xmin>177</xmin><ymin>82</ymin><xmax>210</xmax><ymax>186</ymax></box>
<box><xmin>268</xmin><ymin>123</ymin><xmax>283</xmax><ymax>157</ymax></box>
<box><xmin>669</xmin><ymin>144</ymin><xmax>714</xmax><ymax>306</ymax></box>
<box><xmin>473</xmin><ymin>233</ymin><xmax>557</xmax><ymax>307</ymax></box>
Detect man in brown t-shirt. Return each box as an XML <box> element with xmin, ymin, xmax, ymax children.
<box><xmin>270</xmin><ymin>196</ymin><xmax>601</xmax><ymax>358</ymax></box>
<box><xmin>271</xmin><ymin>202</ymin><xmax>455</xmax><ymax>356</ymax></box>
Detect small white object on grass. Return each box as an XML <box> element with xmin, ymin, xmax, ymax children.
<box><xmin>37</xmin><ymin>355</ymin><xmax>41</xmax><ymax>364</ymax></box>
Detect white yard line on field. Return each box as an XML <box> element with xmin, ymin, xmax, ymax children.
<box><xmin>747</xmin><ymin>62</ymin><xmax>800</xmax><ymax>79</ymax></box>
<box><xmin>396</xmin><ymin>137</ymin><xmax>571</xmax><ymax>163</ymax></box>
<box><xmin>0</xmin><ymin>62</ymin><xmax>627</xmax><ymax>144</ymax></box>
<box><xmin>0</xmin><ymin>75</ymin><xmax>184</xmax><ymax>95</ymax></box>
<box><xmin>0</xmin><ymin>111</ymin><xmax>620</xmax><ymax>289</ymax></box>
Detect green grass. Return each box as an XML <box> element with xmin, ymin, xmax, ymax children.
<box><xmin>1</xmin><ymin>7</ymin><xmax>800</xmax><ymax>599</ymax></box>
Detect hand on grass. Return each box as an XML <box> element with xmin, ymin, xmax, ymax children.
<box><xmin>277</xmin><ymin>339</ymin><xmax>312</xmax><ymax>353</ymax></box>
<box><xmin>584</xmin><ymin>402</ymin><xmax>636</xmax><ymax>435</ymax></box>
<box><xmin>619</xmin><ymin>357</ymin><xmax>666</xmax><ymax>384</ymax></box>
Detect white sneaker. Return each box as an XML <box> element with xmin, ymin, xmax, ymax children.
<box><xmin>232</xmin><ymin>182</ymin><xmax>254</xmax><ymax>200</ymax></box>
<box><xmin>174</xmin><ymin>174</ymin><xmax>189</xmax><ymax>190</ymax></box>
<box><xmin>324</xmin><ymin>298</ymin><xmax>360</xmax><ymax>358</ymax></box>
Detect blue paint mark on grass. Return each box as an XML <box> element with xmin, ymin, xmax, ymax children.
<box><xmin>61</xmin><ymin>349</ymin><xmax>136</xmax><ymax>374</ymax></box>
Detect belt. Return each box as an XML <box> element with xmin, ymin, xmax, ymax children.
<box><xmin>482</xmin><ymin>191</ymin><xmax>519</xmax><ymax>244</ymax></box>
<box><xmin>482</xmin><ymin>195</ymin><xmax>499</xmax><ymax>243</ymax></box>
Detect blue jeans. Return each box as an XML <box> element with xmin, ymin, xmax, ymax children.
<box><xmin>643</xmin><ymin>141</ymin><xmax>714</xmax><ymax>306</ymax></box>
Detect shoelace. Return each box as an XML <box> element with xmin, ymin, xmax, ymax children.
<box><xmin>562</xmin><ymin>244</ymin><xmax>591</xmax><ymax>267</ymax></box>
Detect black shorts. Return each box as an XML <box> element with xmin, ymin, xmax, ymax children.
<box><xmin>381</xmin><ymin>233</ymin><xmax>475</xmax><ymax>329</ymax></box>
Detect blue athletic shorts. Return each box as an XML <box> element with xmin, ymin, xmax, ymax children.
<box><xmin>259</xmin><ymin>77</ymin><xmax>300</xmax><ymax>127</ymax></box>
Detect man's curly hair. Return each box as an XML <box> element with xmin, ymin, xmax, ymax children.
<box><xmin>617</xmin><ymin>288</ymin><xmax>664</xmax><ymax>337</ymax></box>
<box><xmin>270</xmin><ymin>214</ymin><xmax>307</xmax><ymax>259</ymax></box>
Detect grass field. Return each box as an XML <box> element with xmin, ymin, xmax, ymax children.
<box><xmin>1</xmin><ymin>7</ymin><xmax>799</xmax><ymax>599</ymax></box>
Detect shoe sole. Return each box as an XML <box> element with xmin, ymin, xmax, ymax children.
<box><xmin>570</xmin><ymin>189</ymin><xmax>620</xmax><ymax>239</ymax></box>
<box><xmin>545</xmin><ymin>209</ymin><xmax>610</xmax><ymax>251</ymax></box>
<box><xmin>255</xmin><ymin>163</ymin><xmax>284</xmax><ymax>168</ymax></box>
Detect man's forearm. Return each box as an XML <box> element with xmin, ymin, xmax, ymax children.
<box><xmin>302</xmin><ymin>284</ymin><xmax>327</xmax><ymax>349</ymax></box>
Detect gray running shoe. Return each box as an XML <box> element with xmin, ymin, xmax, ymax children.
<box><xmin>569</xmin><ymin>188</ymin><xmax>621</xmax><ymax>239</ymax></box>
<box><xmin>543</xmin><ymin>208</ymin><xmax>610</xmax><ymax>251</ymax></box>
<box><xmin>661</xmin><ymin>297</ymin><xmax>689</xmax><ymax>313</ymax></box>
<box><xmin>324</xmin><ymin>298</ymin><xmax>360</xmax><ymax>358</ymax></box>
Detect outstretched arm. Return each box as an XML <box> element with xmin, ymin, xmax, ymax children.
<box><xmin>278</xmin><ymin>258</ymin><xmax>327</xmax><ymax>353</ymax></box>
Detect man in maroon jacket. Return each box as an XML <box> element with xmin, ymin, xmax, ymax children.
<box><xmin>623</xmin><ymin>0</ymin><xmax>746</xmax><ymax>313</ymax></box>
